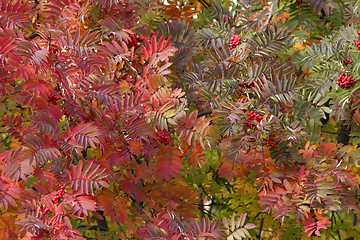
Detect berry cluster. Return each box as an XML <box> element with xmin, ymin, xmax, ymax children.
<box><xmin>54</xmin><ymin>185</ymin><xmax>65</xmax><ymax>203</ymax></box>
<box><xmin>48</xmin><ymin>95</ymin><xmax>60</xmax><ymax>105</ymax></box>
<box><xmin>358</xmin><ymin>30</ymin><xmax>360</xmax><ymax>36</ymax></box>
<box><xmin>247</xmin><ymin>111</ymin><xmax>263</xmax><ymax>122</ymax></box>
<box><xmin>243</xmin><ymin>81</ymin><xmax>255</xmax><ymax>88</ymax></box>
<box><xmin>245</xmin><ymin>111</ymin><xmax>263</xmax><ymax>128</ymax></box>
<box><xmin>238</xmin><ymin>98</ymin><xmax>246</xmax><ymax>103</ymax></box>
<box><xmin>155</xmin><ymin>131</ymin><xmax>169</xmax><ymax>145</ymax></box>
<box><xmin>230</xmin><ymin>35</ymin><xmax>241</xmax><ymax>49</ymax></box>
<box><xmin>264</xmin><ymin>133</ymin><xmax>278</xmax><ymax>147</ymax></box>
<box><xmin>337</xmin><ymin>73</ymin><xmax>356</xmax><ymax>89</ymax></box>
<box><xmin>128</xmin><ymin>35</ymin><xmax>144</xmax><ymax>49</ymax></box>
<box><xmin>344</xmin><ymin>59</ymin><xmax>353</xmax><ymax>66</ymax></box>
<box><xmin>355</xmin><ymin>41</ymin><xmax>360</xmax><ymax>50</ymax></box>
<box><xmin>296</xmin><ymin>0</ymin><xmax>302</xmax><ymax>6</ymax></box>
<box><xmin>49</xmin><ymin>45</ymin><xmax>59</xmax><ymax>55</ymax></box>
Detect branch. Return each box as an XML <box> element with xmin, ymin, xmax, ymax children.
<box><xmin>258</xmin><ymin>2</ymin><xmax>275</xmax><ymax>32</ymax></box>
<box><xmin>353</xmin><ymin>188</ymin><xmax>357</xmax><ymax>227</ymax></box>
<box><xmin>78</xmin><ymin>224</ymin><xmax>108</xmax><ymax>231</ymax></box>
<box><xmin>130</xmin><ymin>195</ymin><xmax>145</xmax><ymax>214</ymax></box>
<box><xmin>197</xmin><ymin>0</ymin><xmax>210</xmax><ymax>8</ymax></box>
<box><xmin>321</xmin><ymin>130</ymin><xmax>338</xmax><ymax>134</ymax></box>
<box><xmin>93</xmin><ymin>211</ymin><xmax>108</xmax><ymax>232</ymax></box>
<box><xmin>198</xmin><ymin>109</ymin><xmax>212</xmax><ymax>118</ymax></box>
<box><xmin>336</xmin><ymin>120</ymin><xmax>350</xmax><ymax>144</ymax></box>
<box><xmin>28</xmin><ymin>33</ymin><xmax>39</xmax><ymax>40</ymax></box>
<box><xmin>257</xmin><ymin>217</ymin><xmax>264</xmax><ymax>240</ymax></box>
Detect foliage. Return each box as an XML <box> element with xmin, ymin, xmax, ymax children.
<box><xmin>1</xmin><ymin>0</ymin><xmax>360</xmax><ymax>239</ymax></box>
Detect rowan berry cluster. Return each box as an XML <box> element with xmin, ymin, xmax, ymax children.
<box><xmin>247</xmin><ymin>111</ymin><xmax>263</xmax><ymax>122</ymax></box>
<box><xmin>355</xmin><ymin>41</ymin><xmax>360</xmax><ymax>50</ymax></box>
<box><xmin>230</xmin><ymin>35</ymin><xmax>241</xmax><ymax>49</ymax></box>
<box><xmin>238</xmin><ymin>98</ymin><xmax>246</xmax><ymax>103</ymax></box>
<box><xmin>48</xmin><ymin>95</ymin><xmax>60</xmax><ymax>104</ymax></box>
<box><xmin>128</xmin><ymin>35</ymin><xmax>143</xmax><ymax>49</ymax></box>
<box><xmin>337</xmin><ymin>73</ymin><xmax>356</xmax><ymax>89</ymax></box>
<box><xmin>54</xmin><ymin>185</ymin><xmax>65</xmax><ymax>203</ymax></box>
<box><xmin>296</xmin><ymin>0</ymin><xmax>302</xmax><ymax>6</ymax></box>
<box><xmin>344</xmin><ymin>59</ymin><xmax>353</xmax><ymax>66</ymax></box>
<box><xmin>49</xmin><ymin>45</ymin><xmax>59</xmax><ymax>55</ymax></box>
<box><xmin>243</xmin><ymin>81</ymin><xmax>255</xmax><ymax>88</ymax></box>
<box><xmin>155</xmin><ymin>131</ymin><xmax>169</xmax><ymax>145</ymax></box>
<box><xmin>245</xmin><ymin>111</ymin><xmax>263</xmax><ymax>128</ymax></box>
<box><xmin>264</xmin><ymin>133</ymin><xmax>278</xmax><ymax>147</ymax></box>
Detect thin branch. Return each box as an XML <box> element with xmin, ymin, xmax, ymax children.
<box><xmin>78</xmin><ymin>225</ymin><xmax>108</xmax><ymax>231</ymax></box>
<box><xmin>258</xmin><ymin>2</ymin><xmax>275</xmax><ymax>32</ymax></box>
<box><xmin>352</xmin><ymin>188</ymin><xmax>357</xmax><ymax>227</ymax></box>
<box><xmin>257</xmin><ymin>217</ymin><xmax>264</xmax><ymax>240</ymax></box>
<box><xmin>321</xmin><ymin>130</ymin><xmax>338</xmax><ymax>134</ymax></box>
<box><xmin>198</xmin><ymin>109</ymin><xmax>212</xmax><ymax>118</ymax></box>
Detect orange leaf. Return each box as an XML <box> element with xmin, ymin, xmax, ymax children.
<box><xmin>318</xmin><ymin>142</ymin><xmax>336</xmax><ymax>156</ymax></box>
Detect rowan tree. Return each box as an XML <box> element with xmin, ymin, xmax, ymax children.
<box><xmin>1</xmin><ymin>0</ymin><xmax>360</xmax><ymax>239</ymax></box>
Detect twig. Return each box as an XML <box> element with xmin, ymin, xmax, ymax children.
<box><xmin>321</xmin><ymin>130</ymin><xmax>338</xmax><ymax>134</ymax></box>
<box><xmin>258</xmin><ymin>2</ymin><xmax>275</xmax><ymax>32</ymax></box>
<box><xmin>130</xmin><ymin>195</ymin><xmax>145</xmax><ymax>214</ymax></box>
<box><xmin>198</xmin><ymin>109</ymin><xmax>212</xmax><ymax>118</ymax></box>
<box><xmin>78</xmin><ymin>225</ymin><xmax>108</xmax><ymax>231</ymax></box>
<box><xmin>257</xmin><ymin>217</ymin><xmax>264</xmax><ymax>240</ymax></box>
<box><xmin>353</xmin><ymin>188</ymin><xmax>357</xmax><ymax>227</ymax></box>
<box><xmin>252</xmin><ymin>211</ymin><xmax>264</xmax><ymax>221</ymax></box>
<box><xmin>198</xmin><ymin>193</ymin><xmax>205</xmax><ymax>219</ymax></box>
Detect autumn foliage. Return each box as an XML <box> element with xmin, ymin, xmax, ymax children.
<box><xmin>1</xmin><ymin>0</ymin><xmax>360</xmax><ymax>239</ymax></box>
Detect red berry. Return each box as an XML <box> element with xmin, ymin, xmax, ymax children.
<box><xmin>244</xmin><ymin>81</ymin><xmax>255</xmax><ymax>88</ymax></box>
<box><xmin>230</xmin><ymin>35</ymin><xmax>241</xmax><ymax>49</ymax></box>
<box><xmin>49</xmin><ymin>46</ymin><xmax>59</xmax><ymax>55</ymax></box>
<box><xmin>344</xmin><ymin>59</ymin><xmax>353</xmax><ymax>66</ymax></box>
<box><xmin>246</xmin><ymin>111</ymin><xmax>263</xmax><ymax>129</ymax></box>
<box><xmin>355</xmin><ymin>41</ymin><xmax>360</xmax><ymax>50</ymax></box>
<box><xmin>337</xmin><ymin>73</ymin><xmax>356</xmax><ymax>89</ymax></box>
<box><xmin>156</xmin><ymin>131</ymin><xmax>170</xmax><ymax>145</ymax></box>
<box><xmin>264</xmin><ymin>134</ymin><xmax>278</xmax><ymax>147</ymax></box>
<box><xmin>127</xmin><ymin>35</ymin><xmax>141</xmax><ymax>49</ymax></box>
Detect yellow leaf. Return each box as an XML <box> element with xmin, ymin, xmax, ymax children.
<box><xmin>294</xmin><ymin>41</ymin><xmax>306</xmax><ymax>51</ymax></box>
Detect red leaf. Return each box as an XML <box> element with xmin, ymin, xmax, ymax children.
<box><xmin>115</xmin><ymin>198</ymin><xmax>128</xmax><ymax>224</ymax></box>
<box><xmin>98</xmin><ymin>189</ymin><xmax>116</xmax><ymax>222</ymax></box>
<box><xmin>218</xmin><ymin>162</ymin><xmax>234</xmax><ymax>181</ymax></box>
